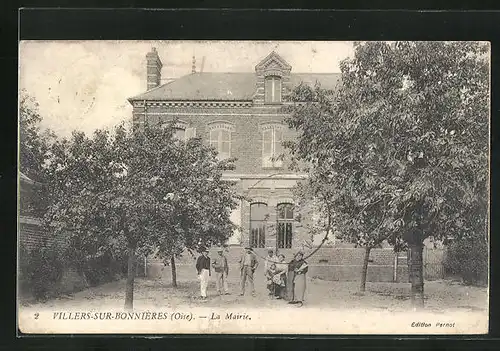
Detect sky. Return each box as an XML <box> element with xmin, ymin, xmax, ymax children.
<box><xmin>19</xmin><ymin>41</ymin><xmax>355</xmax><ymax>137</ymax></box>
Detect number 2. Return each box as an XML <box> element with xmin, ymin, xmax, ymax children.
<box><xmin>34</xmin><ymin>313</ymin><xmax>39</xmax><ymax>319</ymax></box>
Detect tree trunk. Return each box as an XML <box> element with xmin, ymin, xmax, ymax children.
<box><xmin>124</xmin><ymin>245</ymin><xmax>136</xmax><ymax>311</ymax></box>
<box><xmin>360</xmin><ymin>246</ymin><xmax>371</xmax><ymax>292</ymax></box>
<box><xmin>171</xmin><ymin>256</ymin><xmax>177</xmax><ymax>288</ymax></box>
<box><xmin>409</xmin><ymin>243</ymin><xmax>425</xmax><ymax>309</ymax></box>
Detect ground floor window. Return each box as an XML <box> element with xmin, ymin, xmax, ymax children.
<box><xmin>277</xmin><ymin>203</ymin><xmax>293</xmax><ymax>248</ymax></box>
<box><xmin>250</xmin><ymin>203</ymin><xmax>267</xmax><ymax>248</ymax></box>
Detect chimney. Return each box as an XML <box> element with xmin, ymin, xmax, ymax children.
<box><xmin>146</xmin><ymin>47</ymin><xmax>162</xmax><ymax>90</ymax></box>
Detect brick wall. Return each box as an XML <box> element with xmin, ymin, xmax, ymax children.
<box><xmin>19</xmin><ymin>219</ymin><xmax>46</xmax><ymax>251</ymax></box>
<box><xmin>18</xmin><ymin>217</ymin><xmax>72</xmax><ymax>252</ymax></box>
<box><xmin>145</xmin><ymin>247</ymin><xmax>445</xmax><ymax>282</ymax></box>
<box><xmin>133</xmin><ymin>105</ymin><xmax>295</xmax><ymax>175</ymax></box>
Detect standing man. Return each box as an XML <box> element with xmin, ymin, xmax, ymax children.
<box><xmin>239</xmin><ymin>246</ymin><xmax>259</xmax><ymax>297</ymax></box>
<box><xmin>212</xmin><ymin>247</ymin><xmax>230</xmax><ymax>295</ymax></box>
<box><xmin>196</xmin><ymin>247</ymin><xmax>211</xmax><ymax>299</ymax></box>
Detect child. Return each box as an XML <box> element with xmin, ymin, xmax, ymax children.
<box><xmin>265</xmin><ymin>263</ymin><xmax>278</xmax><ymax>297</ymax></box>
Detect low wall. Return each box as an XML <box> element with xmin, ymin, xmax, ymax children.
<box><xmin>146</xmin><ymin>263</ymin><xmax>410</xmax><ymax>284</ymax></box>
<box><xmin>145</xmin><ymin>247</ymin><xmax>444</xmax><ymax>283</ymax></box>
<box><xmin>18</xmin><ymin>217</ymin><xmax>119</xmax><ymax>300</ymax></box>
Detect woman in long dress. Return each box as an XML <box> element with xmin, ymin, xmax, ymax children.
<box><xmin>286</xmin><ymin>255</ymin><xmax>297</xmax><ymax>302</ymax></box>
<box><xmin>291</xmin><ymin>252</ymin><xmax>309</xmax><ymax>307</ymax></box>
<box><xmin>274</xmin><ymin>254</ymin><xmax>287</xmax><ymax>299</ymax></box>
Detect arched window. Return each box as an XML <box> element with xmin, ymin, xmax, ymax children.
<box><xmin>161</xmin><ymin>121</ymin><xmax>196</xmax><ymax>142</ymax></box>
<box><xmin>261</xmin><ymin>123</ymin><xmax>284</xmax><ymax>168</ymax></box>
<box><xmin>208</xmin><ymin>122</ymin><xmax>234</xmax><ymax>159</ymax></box>
<box><xmin>277</xmin><ymin>203</ymin><xmax>294</xmax><ymax>248</ymax></box>
<box><xmin>250</xmin><ymin>203</ymin><xmax>268</xmax><ymax>248</ymax></box>
<box><xmin>265</xmin><ymin>76</ymin><xmax>282</xmax><ymax>104</ymax></box>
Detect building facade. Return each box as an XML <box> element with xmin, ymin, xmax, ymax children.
<box><xmin>128</xmin><ymin>48</ymin><xmax>340</xmax><ymax>250</ymax></box>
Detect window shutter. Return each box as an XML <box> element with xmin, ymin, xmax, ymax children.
<box><xmin>265</xmin><ymin>78</ymin><xmax>273</xmax><ymax>103</ymax></box>
<box><xmin>220</xmin><ymin>130</ymin><xmax>231</xmax><ymax>159</ymax></box>
<box><xmin>210</xmin><ymin>130</ymin><xmax>219</xmax><ymax>149</ymax></box>
<box><xmin>273</xmin><ymin>129</ymin><xmax>283</xmax><ymax>167</ymax></box>
<box><xmin>274</xmin><ymin>78</ymin><xmax>282</xmax><ymax>103</ymax></box>
<box><xmin>262</xmin><ymin>129</ymin><xmax>273</xmax><ymax>167</ymax></box>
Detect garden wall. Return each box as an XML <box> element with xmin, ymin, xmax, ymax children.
<box><xmin>144</xmin><ymin>247</ymin><xmax>446</xmax><ymax>283</ymax></box>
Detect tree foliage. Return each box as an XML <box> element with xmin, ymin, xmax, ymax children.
<box><xmin>286</xmin><ymin>41</ymin><xmax>489</xmax><ymax>247</ymax></box>
<box><xmin>42</xmin><ymin>122</ymin><xmax>241</xmax><ymax>308</ymax></box>
<box><xmin>19</xmin><ymin>90</ymin><xmax>56</xmax><ymax>216</ymax></box>
<box><xmin>285</xmin><ymin>42</ymin><xmax>489</xmax><ymax>298</ymax></box>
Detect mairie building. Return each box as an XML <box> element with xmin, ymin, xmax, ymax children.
<box><xmin>128</xmin><ymin>48</ymin><xmax>340</xmax><ymax>253</ymax></box>
<box><xmin>127</xmin><ymin>48</ymin><xmax>443</xmax><ymax>284</ymax></box>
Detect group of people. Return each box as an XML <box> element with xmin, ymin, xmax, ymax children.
<box><xmin>195</xmin><ymin>246</ymin><xmax>308</xmax><ymax>306</ymax></box>
<box><xmin>263</xmin><ymin>248</ymin><xmax>309</xmax><ymax>306</ymax></box>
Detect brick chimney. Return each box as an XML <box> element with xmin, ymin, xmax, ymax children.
<box><xmin>146</xmin><ymin>47</ymin><xmax>162</xmax><ymax>90</ymax></box>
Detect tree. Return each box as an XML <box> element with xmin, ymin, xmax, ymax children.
<box><xmin>19</xmin><ymin>90</ymin><xmax>56</xmax><ymax>216</ymax></box>
<box><xmin>43</xmin><ymin>122</ymin><xmax>240</xmax><ymax>309</ymax></box>
<box><xmin>285</xmin><ymin>41</ymin><xmax>489</xmax><ymax>307</ymax></box>
<box><xmin>286</xmin><ymin>147</ymin><xmax>397</xmax><ymax>293</ymax></box>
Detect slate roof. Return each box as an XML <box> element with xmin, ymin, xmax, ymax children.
<box><xmin>128</xmin><ymin>72</ymin><xmax>341</xmax><ymax>102</ymax></box>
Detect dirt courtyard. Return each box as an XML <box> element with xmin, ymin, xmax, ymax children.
<box><xmin>21</xmin><ymin>270</ymin><xmax>488</xmax><ymax>313</ymax></box>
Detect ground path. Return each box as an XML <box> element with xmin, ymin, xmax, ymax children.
<box><xmin>22</xmin><ymin>271</ymin><xmax>487</xmax><ymax>313</ymax></box>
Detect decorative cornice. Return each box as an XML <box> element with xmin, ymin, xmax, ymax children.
<box><xmin>255</xmin><ymin>51</ymin><xmax>292</xmax><ymax>71</ymax></box>
<box><xmin>221</xmin><ymin>173</ymin><xmax>308</xmax><ymax>180</ymax></box>
<box><xmin>133</xmin><ymin>101</ymin><xmax>253</xmax><ymax>108</ymax></box>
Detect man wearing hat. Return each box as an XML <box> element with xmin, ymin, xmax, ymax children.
<box><xmin>195</xmin><ymin>247</ymin><xmax>211</xmax><ymax>299</ymax></box>
<box><xmin>212</xmin><ymin>247</ymin><xmax>230</xmax><ymax>295</ymax></box>
<box><xmin>239</xmin><ymin>246</ymin><xmax>259</xmax><ymax>296</ymax></box>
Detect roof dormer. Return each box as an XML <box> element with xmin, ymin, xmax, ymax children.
<box><xmin>254</xmin><ymin>52</ymin><xmax>292</xmax><ymax>105</ymax></box>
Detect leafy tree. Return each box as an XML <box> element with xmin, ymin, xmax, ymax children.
<box><xmin>19</xmin><ymin>90</ymin><xmax>56</xmax><ymax>216</ymax></box>
<box><xmin>285</xmin><ymin>41</ymin><xmax>489</xmax><ymax>307</ymax></box>
<box><xmin>43</xmin><ymin>123</ymin><xmax>240</xmax><ymax>309</ymax></box>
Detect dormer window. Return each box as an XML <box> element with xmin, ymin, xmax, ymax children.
<box><xmin>265</xmin><ymin>76</ymin><xmax>282</xmax><ymax>104</ymax></box>
<box><xmin>255</xmin><ymin>52</ymin><xmax>291</xmax><ymax>105</ymax></box>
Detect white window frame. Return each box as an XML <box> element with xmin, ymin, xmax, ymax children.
<box><xmin>208</xmin><ymin>122</ymin><xmax>234</xmax><ymax>160</ymax></box>
<box><xmin>261</xmin><ymin>124</ymin><xmax>284</xmax><ymax>168</ymax></box>
<box><xmin>265</xmin><ymin>76</ymin><xmax>282</xmax><ymax>104</ymax></box>
<box><xmin>161</xmin><ymin>121</ymin><xmax>196</xmax><ymax>142</ymax></box>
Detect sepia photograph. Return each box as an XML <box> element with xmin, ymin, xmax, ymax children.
<box><xmin>17</xmin><ymin>40</ymin><xmax>489</xmax><ymax>334</ymax></box>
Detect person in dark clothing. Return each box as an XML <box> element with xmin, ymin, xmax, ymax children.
<box><xmin>286</xmin><ymin>256</ymin><xmax>297</xmax><ymax>301</ymax></box>
<box><xmin>290</xmin><ymin>251</ymin><xmax>309</xmax><ymax>307</ymax></box>
<box><xmin>196</xmin><ymin>247</ymin><xmax>211</xmax><ymax>299</ymax></box>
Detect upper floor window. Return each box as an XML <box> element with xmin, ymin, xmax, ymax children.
<box><xmin>261</xmin><ymin>124</ymin><xmax>284</xmax><ymax>168</ymax></box>
<box><xmin>208</xmin><ymin>122</ymin><xmax>234</xmax><ymax>160</ymax></box>
<box><xmin>161</xmin><ymin>121</ymin><xmax>196</xmax><ymax>142</ymax></box>
<box><xmin>174</xmin><ymin>128</ymin><xmax>186</xmax><ymax>141</ymax></box>
<box><xmin>265</xmin><ymin>76</ymin><xmax>282</xmax><ymax>104</ymax></box>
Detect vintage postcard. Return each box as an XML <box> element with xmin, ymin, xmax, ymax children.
<box><xmin>17</xmin><ymin>40</ymin><xmax>489</xmax><ymax>335</ymax></box>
